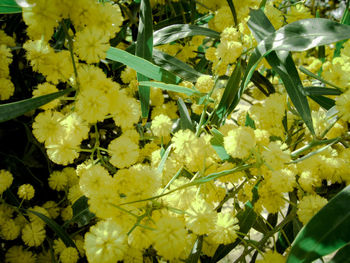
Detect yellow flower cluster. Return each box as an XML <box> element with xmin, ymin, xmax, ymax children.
<box><xmin>0</xmin><ymin>30</ymin><xmax>15</xmax><ymax>100</ymax></box>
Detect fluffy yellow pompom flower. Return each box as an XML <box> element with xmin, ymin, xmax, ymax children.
<box><xmin>17</xmin><ymin>184</ymin><xmax>35</xmax><ymax>200</ymax></box>
<box><xmin>216</xmin><ymin>41</ymin><xmax>242</xmax><ymax>64</ymax></box>
<box><xmin>32</xmin><ymin>111</ymin><xmax>65</xmax><ymax>145</ymax></box>
<box><xmin>297</xmin><ymin>195</ymin><xmax>328</xmax><ymax>224</ymax></box>
<box><xmin>256</xmin><ymin>250</ymin><xmax>285</xmax><ymax>263</ymax></box>
<box><xmin>0</xmin><ymin>169</ymin><xmax>13</xmax><ymax>194</ymax></box>
<box><xmin>108</xmin><ymin>136</ymin><xmax>139</xmax><ymax>168</ymax></box>
<box><xmin>214</xmin><ymin>6</ymin><xmax>234</xmax><ymax>32</ymax></box>
<box><xmin>28</xmin><ymin>206</ymin><xmax>50</xmax><ymax>227</ymax></box>
<box><xmin>74</xmin><ymin>27</ymin><xmax>109</xmax><ymax>64</ymax></box>
<box><xmin>84</xmin><ymin>220</ymin><xmax>127</xmax><ymax>263</ymax></box>
<box><xmin>60</xmin><ymin>247</ymin><xmax>79</xmax><ymax>263</ymax></box>
<box><xmin>0</xmin><ymin>219</ymin><xmax>20</xmax><ymax>240</ymax></box>
<box><xmin>151</xmin><ymin>114</ymin><xmax>172</xmax><ymax>139</ymax></box>
<box><xmin>49</xmin><ymin>171</ymin><xmax>68</xmax><ymax>191</ymax></box>
<box><xmin>185</xmin><ymin>198</ymin><xmax>217</xmax><ymax>235</ymax></box>
<box><xmin>285</xmin><ymin>3</ymin><xmax>313</xmax><ymax>24</ymax></box>
<box><xmin>21</xmin><ymin>222</ymin><xmax>46</xmax><ymax>247</ymax></box>
<box><xmin>209</xmin><ymin>212</ymin><xmax>239</xmax><ymax>245</ymax></box>
<box><xmin>224</xmin><ymin>126</ymin><xmax>256</xmax><ymax>159</ymax></box>
<box><xmin>262</xmin><ymin>141</ymin><xmax>291</xmax><ymax>170</ymax></box>
<box><xmin>152</xmin><ymin>215</ymin><xmax>187</xmax><ymax>260</ymax></box>
<box><xmin>43</xmin><ymin>201</ymin><xmax>60</xmax><ymax>219</ymax></box>
<box><xmin>336</xmin><ymin>89</ymin><xmax>350</xmax><ymax>122</ymax></box>
<box><xmin>195</xmin><ymin>75</ymin><xmax>214</xmax><ymax>93</ymax></box>
<box><xmin>6</xmin><ymin>245</ymin><xmax>37</xmax><ymax>263</ymax></box>
<box><xmin>0</xmin><ymin>78</ymin><xmax>15</xmax><ymax>100</ymax></box>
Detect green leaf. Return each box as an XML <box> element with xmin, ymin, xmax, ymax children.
<box><xmin>245</xmin><ymin>113</ymin><xmax>256</xmax><ymax>129</ymax></box>
<box><xmin>309</xmin><ymin>95</ymin><xmax>335</xmax><ymax>110</ymax></box>
<box><xmin>226</xmin><ymin>0</ymin><xmax>237</xmax><ymax>26</ymax></box>
<box><xmin>106</xmin><ymin>47</ymin><xmax>181</xmax><ymax>84</ymax></box>
<box><xmin>157</xmin><ymin>145</ymin><xmax>172</xmax><ymax>174</ymax></box>
<box><xmin>328</xmin><ymin>243</ymin><xmax>350</xmax><ymax>263</ymax></box>
<box><xmin>0</xmin><ymin>0</ymin><xmax>21</xmax><ymax>14</ymax></box>
<box><xmin>153</xmin><ymin>49</ymin><xmax>202</xmax><ymax>82</ymax></box>
<box><xmin>233</xmin><ymin>14</ymin><xmax>350</xmax><ymax>133</ymax></box>
<box><xmin>136</xmin><ymin>0</ymin><xmax>153</xmax><ymax>119</ymax></box>
<box><xmin>333</xmin><ymin>0</ymin><xmax>350</xmax><ymax>58</ymax></box>
<box><xmin>0</xmin><ymin>88</ymin><xmax>73</xmax><ymax>123</ymax></box>
<box><xmin>138</xmin><ymin>81</ymin><xmax>200</xmax><ymax>96</ymax></box>
<box><xmin>71</xmin><ymin>196</ymin><xmax>95</xmax><ymax>227</ymax></box>
<box><xmin>153</xmin><ymin>24</ymin><xmax>220</xmax><ymax>46</ymax></box>
<box><xmin>210</xmin><ymin>128</ymin><xmax>232</xmax><ymax>161</ymax></box>
<box><xmin>211</xmin><ymin>60</ymin><xmax>241</xmax><ymax>126</ymax></box>
<box><xmin>287</xmin><ymin>185</ymin><xmax>350</xmax><ymax>263</ymax></box>
<box><xmin>27</xmin><ymin>209</ymin><xmax>77</xmax><ymax>248</ymax></box>
<box><xmin>186</xmin><ymin>235</ymin><xmax>203</xmax><ymax>263</ymax></box>
<box><xmin>299</xmin><ymin>66</ymin><xmax>340</xmax><ymax>90</ymax></box>
<box><xmin>303</xmin><ymin>86</ymin><xmax>341</xmax><ymax>96</ymax></box>
<box><xmin>247</xmin><ymin>9</ymin><xmax>315</xmax><ymax>135</ymax></box>
<box><xmin>177</xmin><ymin>98</ymin><xmax>195</xmax><ymax>131</ymax></box>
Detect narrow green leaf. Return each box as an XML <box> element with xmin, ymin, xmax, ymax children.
<box><xmin>245</xmin><ymin>113</ymin><xmax>256</xmax><ymax>129</ymax></box>
<box><xmin>71</xmin><ymin>196</ymin><xmax>95</xmax><ymax>227</ymax></box>
<box><xmin>287</xmin><ymin>185</ymin><xmax>350</xmax><ymax>263</ymax></box>
<box><xmin>27</xmin><ymin>209</ymin><xmax>77</xmax><ymax>248</ymax></box>
<box><xmin>153</xmin><ymin>24</ymin><xmax>220</xmax><ymax>46</ymax></box>
<box><xmin>226</xmin><ymin>0</ymin><xmax>237</xmax><ymax>26</ymax></box>
<box><xmin>157</xmin><ymin>145</ymin><xmax>172</xmax><ymax>174</ymax></box>
<box><xmin>211</xmin><ymin>60</ymin><xmax>241</xmax><ymax>126</ymax></box>
<box><xmin>177</xmin><ymin>98</ymin><xmax>195</xmax><ymax>131</ymax></box>
<box><xmin>299</xmin><ymin>66</ymin><xmax>341</xmax><ymax>90</ymax></box>
<box><xmin>136</xmin><ymin>0</ymin><xmax>153</xmax><ymax>119</ymax></box>
<box><xmin>186</xmin><ymin>235</ymin><xmax>203</xmax><ymax>263</ymax></box>
<box><xmin>303</xmin><ymin>86</ymin><xmax>341</xmax><ymax>96</ymax></box>
<box><xmin>328</xmin><ymin>243</ymin><xmax>350</xmax><ymax>263</ymax></box>
<box><xmin>210</xmin><ymin>128</ymin><xmax>232</xmax><ymax>161</ymax></box>
<box><xmin>233</xmin><ymin>15</ymin><xmax>350</xmax><ymax>131</ymax></box>
<box><xmin>0</xmin><ymin>0</ymin><xmax>21</xmax><ymax>13</ymax></box>
<box><xmin>247</xmin><ymin>9</ymin><xmax>315</xmax><ymax>135</ymax></box>
<box><xmin>334</xmin><ymin>0</ymin><xmax>350</xmax><ymax>58</ymax></box>
<box><xmin>0</xmin><ymin>88</ymin><xmax>73</xmax><ymax>123</ymax></box>
<box><xmin>139</xmin><ymin>81</ymin><xmax>200</xmax><ymax>96</ymax></box>
<box><xmin>106</xmin><ymin>47</ymin><xmax>181</xmax><ymax>84</ymax></box>
<box><xmin>153</xmin><ymin>49</ymin><xmax>202</xmax><ymax>82</ymax></box>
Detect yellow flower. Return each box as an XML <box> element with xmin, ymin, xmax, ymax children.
<box><xmin>151</xmin><ymin>114</ymin><xmax>172</xmax><ymax>139</ymax></box>
<box><xmin>336</xmin><ymin>89</ymin><xmax>350</xmax><ymax>122</ymax></box>
<box><xmin>256</xmin><ymin>250</ymin><xmax>285</xmax><ymax>263</ymax></box>
<box><xmin>297</xmin><ymin>195</ymin><xmax>328</xmax><ymax>224</ymax></box>
<box><xmin>209</xmin><ymin>212</ymin><xmax>239</xmax><ymax>245</ymax></box>
<box><xmin>60</xmin><ymin>247</ymin><xmax>79</xmax><ymax>263</ymax></box>
<box><xmin>74</xmin><ymin>27</ymin><xmax>109</xmax><ymax>64</ymax></box>
<box><xmin>17</xmin><ymin>184</ymin><xmax>35</xmax><ymax>200</ymax></box>
<box><xmin>21</xmin><ymin>222</ymin><xmax>46</xmax><ymax>247</ymax></box>
<box><xmin>84</xmin><ymin>220</ymin><xmax>127</xmax><ymax>263</ymax></box>
<box><xmin>32</xmin><ymin>83</ymin><xmax>59</xmax><ymax>110</ymax></box>
<box><xmin>0</xmin><ymin>169</ymin><xmax>13</xmax><ymax>194</ymax></box>
<box><xmin>6</xmin><ymin>246</ymin><xmax>37</xmax><ymax>263</ymax></box>
<box><xmin>195</xmin><ymin>75</ymin><xmax>214</xmax><ymax>93</ymax></box>
<box><xmin>0</xmin><ymin>219</ymin><xmax>20</xmax><ymax>240</ymax></box>
<box><xmin>0</xmin><ymin>78</ymin><xmax>15</xmax><ymax>101</ymax></box>
<box><xmin>108</xmin><ymin>136</ymin><xmax>139</xmax><ymax>168</ymax></box>
<box><xmin>224</xmin><ymin>126</ymin><xmax>256</xmax><ymax>159</ymax></box>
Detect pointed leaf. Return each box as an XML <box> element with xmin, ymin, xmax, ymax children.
<box><xmin>247</xmin><ymin>9</ymin><xmax>315</xmax><ymax>135</ymax></box>
<box><xmin>186</xmin><ymin>235</ymin><xmax>203</xmax><ymax>263</ymax></box>
<box><xmin>177</xmin><ymin>98</ymin><xmax>195</xmax><ymax>131</ymax></box>
<box><xmin>153</xmin><ymin>24</ymin><xmax>220</xmax><ymax>46</ymax></box>
<box><xmin>139</xmin><ymin>81</ymin><xmax>200</xmax><ymax>96</ymax></box>
<box><xmin>27</xmin><ymin>209</ymin><xmax>77</xmax><ymax>248</ymax></box>
<box><xmin>287</xmin><ymin>185</ymin><xmax>350</xmax><ymax>263</ymax></box>
<box><xmin>210</xmin><ymin>128</ymin><xmax>232</xmax><ymax>161</ymax></box>
<box><xmin>0</xmin><ymin>88</ymin><xmax>73</xmax><ymax>123</ymax></box>
<box><xmin>0</xmin><ymin>0</ymin><xmax>21</xmax><ymax>13</ymax></box>
<box><xmin>136</xmin><ymin>0</ymin><xmax>153</xmax><ymax>118</ymax></box>
<box><xmin>153</xmin><ymin>49</ymin><xmax>202</xmax><ymax>82</ymax></box>
<box><xmin>106</xmin><ymin>47</ymin><xmax>181</xmax><ymax>84</ymax></box>
<box><xmin>328</xmin><ymin>243</ymin><xmax>350</xmax><ymax>263</ymax></box>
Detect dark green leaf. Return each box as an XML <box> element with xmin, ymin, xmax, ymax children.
<box><xmin>303</xmin><ymin>86</ymin><xmax>341</xmax><ymax>96</ymax></box>
<box><xmin>211</xmin><ymin>60</ymin><xmax>241</xmax><ymax>126</ymax></box>
<box><xmin>0</xmin><ymin>0</ymin><xmax>21</xmax><ymax>14</ymax></box>
<box><xmin>333</xmin><ymin>0</ymin><xmax>350</xmax><ymax>58</ymax></box>
<box><xmin>139</xmin><ymin>81</ymin><xmax>200</xmax><ymax>96</ymax></box>
<box><xmin>287</xmin><ymin>185</ymin><xmax>350</xmax><ymax>263</ymax></box>
<box><xmin>153</xmin><ymin>49</ymin><xmax>202</xmax><ymax>82</ymax></box>
<box><xmin>71</xmin><ymin>196</ymin><xmax>95</xmax><ymax>227</ymax></box>
<box><xmin>0</xmin><ymin>88</ymin><xmax>73</xmax><ymax>123</ymax></box>
<box><xmin>136</xmin><ymin>0</ymin><xmax>153</xmax><ymax>118</ymax></box>
<box><xmin>177</xmin><ymin>98</ymin><xmax>195</xmax><ymax>131</ymax></box>
<box><xmin>226</xmin><ymin>0</ymin><xmax>237</xmax><ymax>26</ymax></box>
<box><xmin>329</xmin><ymin>243</ymin><xmax>350</xmax><ymax>263</ymax></box>
<box><xmin>210</xmin><ymin>128</ymin><xmax>232</xmax><ymax>161</ymax></box>
<box><xmin>153</xmin><ymin>24</ymin><xmax>220</xmax><ymax>46</ymax></box>
<box><xmin>299</xmin><ymin>66</ymin><xmax>340</xmax><ymax>89</ymax></box>
<box><xmin>106</xmin><ymin>47</ymin><xmax>181</xmax><ymax>84</ymax></box>
<box><xmin>186</xmin><ymin>235</ymin><xmax>203</xmax><ymax>263</ymax></box>
<box><xmin>245</xmin><ymin>113</ymin><xmax>256</xmax><ymax>129</ymax></box>
<box><xmin>27</xmin><ymin>209</ymin><xmax>77</xmax><ymax>248</ymax></box>
<box><xmin>247</xmin><ymin>9</ymin><xmax>315</xmax><ymax>135</ymax></box>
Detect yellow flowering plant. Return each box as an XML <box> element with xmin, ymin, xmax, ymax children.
<box><xmin>1</xmin><ymin>0</ymin><xmax>350</xmax><ymax>262</ymax></box>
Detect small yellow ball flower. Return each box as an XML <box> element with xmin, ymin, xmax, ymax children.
<box><xmin>21</xmin><ymin>222</ymin><xmax>46</xmax><ymax>247</ymax></box>
<box><xmin>17</xmin><ymin>184</ymin><xmax>35</xmax><ymax>200</ymax></box>
<box><xmin>297</xmin><ymin>195</ymin><xmax>328</xmax><ymax>224</ymax></box>
<box><xmin>0</xmin><ymin>169</ymin><xmax>13</xmax><ymax>194</ymax></box>
<box><xmin>60</xmin><ymin>247</ymin><xmax>79</xmax><ymax>263</ymax></box>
